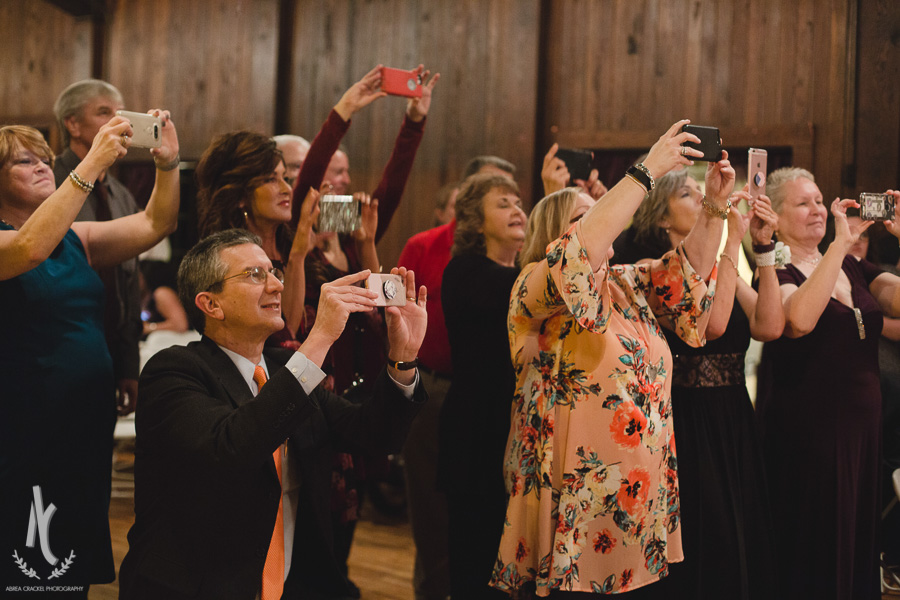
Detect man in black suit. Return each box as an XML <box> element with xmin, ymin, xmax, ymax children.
<box><xmin>118</xmin><ymin>229</ymin><xmax>428</xmax><ymax>600</ymax></box>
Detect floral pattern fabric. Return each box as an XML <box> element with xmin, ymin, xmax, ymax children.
<box><xmin>490</xmin><ymin>225</ymin><xmax>715</xmax><ymax>596</ymax></box>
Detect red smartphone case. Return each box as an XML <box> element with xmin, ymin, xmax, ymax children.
<box><xmin>381</xmin><ymin>67</ymin><xmax>422</xmax><ymax>98</ymax></box>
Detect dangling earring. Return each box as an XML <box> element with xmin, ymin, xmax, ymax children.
<box><xmin>242</xmin><ymin>209</ymin><xmax>250</xmax><ymax>222</ymax></box>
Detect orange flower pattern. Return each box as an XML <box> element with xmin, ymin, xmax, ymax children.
<box><xmin>490</xmin><ymin>225</ymin><xmax>715</xmax><ymax>596</ymax></box>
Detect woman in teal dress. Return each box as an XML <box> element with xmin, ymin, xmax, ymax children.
<box><xmin>0</xmin><ymin>115</ymin><xmax>179</xmax><ymax>591</ymax></box>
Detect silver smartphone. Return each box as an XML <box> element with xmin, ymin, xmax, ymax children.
<box><xmin>116</xmin><ymin>110</ymin><xmax>162</xmax><ymax>148</ymax></box>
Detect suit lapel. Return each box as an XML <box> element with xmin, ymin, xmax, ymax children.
<box><xmin>196</xmin><ymin>336</ymin><xmax>255</xmax><ymax>408</ymax></box>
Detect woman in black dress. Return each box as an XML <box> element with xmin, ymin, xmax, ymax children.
<box><xmin>625</xmin><ymin>167</ymin><xmax>783</xmax><ymax>600</ymax></box>
<box><xmin>439</xmin><ymin>172</ymin><xmax>525</xmax><ymax>600</ymax></box>
<box><xmin>757</xmin><ymin>168</ymin><xmax>900</xmax><ymax>599</ymax></box>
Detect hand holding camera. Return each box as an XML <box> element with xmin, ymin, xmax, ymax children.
<box><xmin>403</xmin><ymin>66</ymin><xmax>440</xmax><ymax>123</ymax></box>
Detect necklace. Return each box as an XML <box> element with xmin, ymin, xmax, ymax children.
<box><xmin>794</xmin><ymin>252</ymin><xmax>822</xmax><ymax>267</ymax></box>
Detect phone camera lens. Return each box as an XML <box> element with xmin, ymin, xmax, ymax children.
<box><xmin>154</xmin><ymin>125</ymin><xmax>159</xmax><ymax>138</ymax></box>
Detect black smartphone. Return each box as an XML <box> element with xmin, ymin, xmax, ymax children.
<box><xmin>681</xmin><ymin>125</ymin><xmax>723</xmax><ymax>162</ymax></box>
<box><xmin>555</xmin><ymin>148</ymin><xmax>593</xmax><ymax>182</ymax></box>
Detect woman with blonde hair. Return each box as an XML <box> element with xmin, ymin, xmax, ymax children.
<box><xmin>491</xmin><ymin>120</ymin><xmax>731</xmax><ymax>598</ymax></box>
<box><xmin>0</xmin><ymin>113</ymin><xmax>179</xmax><ymax>589</ymax></box>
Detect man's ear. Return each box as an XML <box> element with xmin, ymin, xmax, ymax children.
<box><xmin>63</xmin><ymin>115</ymin><xmax>81</xmax><ymax>141</ymax></box>
<box><xmin>195</xmin><ymin>292</ymin><xmax>225</xmax><ymax>322</ymax></box>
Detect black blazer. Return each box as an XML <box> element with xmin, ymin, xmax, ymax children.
<box><xmin>118</xmin><ymin>336</ymin><xmax>425</xmax><ymax>600</ymax></box>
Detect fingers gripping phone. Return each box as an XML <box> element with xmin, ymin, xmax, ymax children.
<box><xmin>680</xmin><ymin>125</ymin><xmax>723</xmax><ymax>162</ymax></box>
<box><xmin>555</xmin><ymin>148</ymin><xmax>593</xmax><ymax>182</ymax></box>
<box><xmin>381</xmin><ymin>67</ymin><xmax>423</xmax><ymax>98</ymax></box>
<box><xmin>365</xmin><ymin>273</ymin><xmax>407</xmax><ymax>307</ymax></box>
<box><xmin>748</xmin><ymin>148</ymin><xmax>768</xmax><ymax>201</ymax></box>
<box><xmin>116</xmin><ymin>110</ymin><xmax>162</xmax><ymax>148</ymax></box>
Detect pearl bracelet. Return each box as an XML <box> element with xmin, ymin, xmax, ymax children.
<box><xmin>755</xmin><ymin>250</ymin><xmax>776</xmax><ymax>267</ymax></box>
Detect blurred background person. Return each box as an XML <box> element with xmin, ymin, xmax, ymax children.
<box><xmin>625</xmin><ymin>168</ymin><xmax>783</xmax><ymax>599</ymax></box>
<box><xmin>274</xmin><ymin>134</ymin><xmax>310</xmax><ymax>189</ymax></box>
<box><xmin>139</xmin><ymin>259</ymin><xmax>189</xmax><ymax>338</ymax></box>
<box><xmin>53</xmin><ymin>78</ymin><xmax>146</xmax><ymax>416</ymax></box>
<box><xmin>756</xmin><ymin>170</ymin><xmax>900</xmax><ymax>599</ymax></box>
<box><xmin>432</xmin><ymin>182</ymin><xmax>458</xmax><ymax>227</ymax></box>
<box><xmin>0</xmin><ymin>112</ymin><xmax>179</xmax><ymax>591</ymax></box>
<box><xmin>397</xmin><ymin>156</ymin><xmax>515</xmax><ymax>600</ymax></box>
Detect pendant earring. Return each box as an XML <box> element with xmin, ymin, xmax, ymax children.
<box><xmin>242</xmin><ymin>209</ymin><xmax>250</xmax><ymax>222</ymax></box>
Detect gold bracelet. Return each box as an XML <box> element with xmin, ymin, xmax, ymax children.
<box><xmin>701</xmin><ymin>195</ymin><xmax>731</xmax><ymax>220</ymax></box>
<box><xmin>68</xmin><ymin>170</ymin><xmax>94</xmax><ymax>194</ymax></box>
<box><xmin>720</xmin><ymin>252</ymin><xmax>738</xmax><ymax>272</ymax></box>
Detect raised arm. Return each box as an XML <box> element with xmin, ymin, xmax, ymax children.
<box><xmin>871</xmin><ymin>189</ymin><xmax>900</xmax><ymax>318</ymax></box>
<box><xmin>292</xmin><ymin>66</ymin><xmax>387</xmax><ymax>227</ymax></box>
<box><xmin>705</xmin><ymin>191</ymin><xmax>749</xmax><ymax>340</ymax></box>
<box><xmin>681</xmin><ymin>151</ymin><xmax>734</xmax><ymax>279</ymax></box>
<box><xmin>782</xmin><ymin>198</ymin><xmax>871</xmax><ymax>337</ymax></box>
<box><xmin>741</xmin><ymin>193</ymin><xmax>785</xmax><ymax>340</ymax></box>
<box><xmin>282</xmin><ymin>187</ymin><xmax>321</xmax><ymax>336</ymax></box>
<box><xmin>0</xmin><ymin>118</ymin><xmax>128</xmax><ymax>280</ymax></box>
<box><xmin>352</xmin><ymin>192</ymin><xmax>381</xmax><ymax>273</ymax></box>
<box><xmin>372</xmin><ymin>66</ymin><xmax>439</xmax><ymax>241</ymax></box>
<box><xmin>72</xmin><ymin>109</ymin><xmax>180</xmax><ymax>269</ymax></box>
<box><xmin>578</xmin><ymin>120</ymin><xmax>699</xmax><ymax>270</ymax></box>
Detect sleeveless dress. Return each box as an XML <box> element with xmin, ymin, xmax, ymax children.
<box><xmin>757</xmin><ymin>257</ymin><xmax>883</xmax><ymax>600</ymax></box>
<box><xmin>662</xmin><ymin>304</ymin><xmax>776</xmax><ymax>599</ymax></box>
<box><xmin>0</xmin><ymin>225</ymin><xmax>116</xmax><ymax>585</ymax></box>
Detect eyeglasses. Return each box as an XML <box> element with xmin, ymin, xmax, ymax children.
<box><xmin>209</xmin><ymin>266</ymin><xmax>284</xmax><ymax>290</ymax></box>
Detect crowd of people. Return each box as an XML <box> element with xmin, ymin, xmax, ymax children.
<box><xmin>0</xmin><ymin>67</ymin><xmax>898</xmax><ymax>600</ymax></box>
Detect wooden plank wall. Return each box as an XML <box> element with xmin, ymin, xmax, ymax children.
<box><xmin>106</xmin><ymin>0</ymin><xmax>281</xmax><ymax>159</ymax></box>
<box><xmin>0</xmin><ymin>1</ymin><xmax>92</xmax><ymax>146</ymax></box>
<box><xmin>544</xmin><ymin>0</ymin><xmax>859</xmax><ymax>200</ymax></box>
<box><xmin>0</xmin><ymin>0</ymin><xmax>897</xmax><ymax>266</ymax></box>
<box><xmin>285</xmin><ymin>0</ymin><xmax>540</xmax><ymax>267</ymax></box>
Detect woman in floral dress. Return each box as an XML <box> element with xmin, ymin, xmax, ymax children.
<box><xmin>490</xmin><ymin>121</ymin><xmax>734</xmax><ymax>598</ymax></box>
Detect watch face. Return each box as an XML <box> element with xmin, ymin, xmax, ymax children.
<box><xmin>382</xmin><ymin>279</ymin><xmax>398</xmax><ymax>300</ymax></box>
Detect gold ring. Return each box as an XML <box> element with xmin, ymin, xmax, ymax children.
<box><xmin>680</xmin><ymin>146</ymin><xmax>686</xmax><ymax>156</ymax></box>
<box><xmin>407</xmin><ymin>297</ymin><xmax>416</xmax><ymax>302</ymax></box>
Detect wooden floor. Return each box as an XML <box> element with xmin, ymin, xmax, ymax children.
<box><xmin>89</xmin><ymin>445</ymin><xmax>900</xmax><ymax>599</ymax></box>
<box><xmin>89</xmin><ymin>447</ymin><xmax>416</xmax><ymax>600</ymax></box>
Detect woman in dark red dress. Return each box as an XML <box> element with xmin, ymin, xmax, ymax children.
<box><xmin>757</xmin><ymin>168</ymin><xmax>900</xmax><ymax>599</ymax></box>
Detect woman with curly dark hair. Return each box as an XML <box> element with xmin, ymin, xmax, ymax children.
<box><xmin>195</xmin><ymin>131</ymin><xmax>319</xmax><ymax>340</ymax></box>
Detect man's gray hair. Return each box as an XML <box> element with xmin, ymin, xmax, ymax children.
<box><xmin>273</xmin><ymin>134</ymin><xmax>311</xmax><ymax>152</ymax></box>
<box><xmin>462</xmin><ymin>155</ymin><xmax>516</xmax><ymax>180</ymax></box>
<box><xmin>53</xmin><ymin>79</ymin><xmax>124</xmax><ymax>146</ymax></box>
<box><xmin>177</xmin><ymin>229</ymin><xmax>262</xmax><ymax>334</ymax></box>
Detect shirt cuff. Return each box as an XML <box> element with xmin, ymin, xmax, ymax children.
<box><xmin>284</xmin><ymin>352</ymin><xmax>326</xmax><ymax>395</ymax></box>
<box><xmin>388</xmin><ymin>369</ymin><xmax>418</xmax><ymax>400</ymax></box>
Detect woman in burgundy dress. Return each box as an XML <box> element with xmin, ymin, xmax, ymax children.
<box><xmin>757</xmin><ymin>168</ymin><xmax>900</xmax><ymax>599</ymax></box>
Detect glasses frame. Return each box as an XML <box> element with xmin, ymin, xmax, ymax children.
<box><xmin>208</xmin><ymin>266</ymin><xmax>284</xmax><ymax>291</ymax></box>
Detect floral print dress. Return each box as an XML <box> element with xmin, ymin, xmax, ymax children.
<box><xmin>490</xmin><ymin>225</ymin><xmax>716</xmax><ymax>596</ymax></box>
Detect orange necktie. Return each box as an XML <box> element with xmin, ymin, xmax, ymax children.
<box><xmin>255</xmin><ymin>366</ymin><xmax>284</xmax><ymax>600</ymax></box>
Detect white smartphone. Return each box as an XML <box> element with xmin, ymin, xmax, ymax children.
<box><xmin>748</xmin><ymin>148</ymin><xmax>768</xmax><ymax>202</ymax></box>
<box><xmin>116</xmin><ymin>110</ymin><xmax>162</xmax><ymax>148</ymax></box>
<box><xmin>364</xmin><ymin>273</ymin><xmax>406</xmax><ymax>307</ymax></box>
